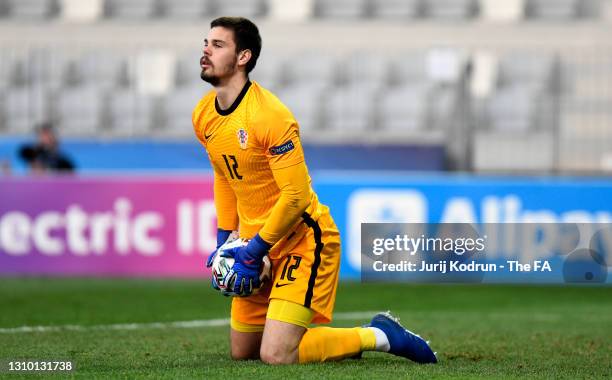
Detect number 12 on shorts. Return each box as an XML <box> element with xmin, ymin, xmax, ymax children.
<box><xmin>279</xmin><ymin>255</ymin><xmax>301</xmax><ymax>283</ymax></box>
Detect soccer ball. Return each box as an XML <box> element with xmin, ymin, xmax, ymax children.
<box><xmin>211</xmin><ymin>238</ymin><xmax>272</xmax><ymax>296</ymax></box>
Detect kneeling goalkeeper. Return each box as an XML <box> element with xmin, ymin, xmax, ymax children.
<box><xmin>194</xmin><ymin>16</ymin><xmax>437</xmax><ymax>365</ymax></box>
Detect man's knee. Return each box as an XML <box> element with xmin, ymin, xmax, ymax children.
<box><xmin>231</xmin><ymin>346</ymin><xmax>259</xmax><ymax>361</ymax></box>
<box><xmin>259</xmin><ymin>340</ymin><xmax>299</xmax><ymax>365</ymax></box>
<box><xmin>230</xmin><ymin>329</ymin><xmax>263</xmax><ymax>361</ymax></box>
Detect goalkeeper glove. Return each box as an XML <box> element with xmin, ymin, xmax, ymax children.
<box><xmin>206</xmin><ymin>228</ymin><xmax>234</xmax><ymax>290</ymax></box>
<box><xmin>224</xmin><ymin>234</ymin><xmax>271</xmax><ymax>296</ymax></box>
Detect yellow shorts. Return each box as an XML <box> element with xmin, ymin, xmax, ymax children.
<box><xmin>231</xmin><ymin>206</ymin><xmax>341</xmax><ymax>330</ymax></box>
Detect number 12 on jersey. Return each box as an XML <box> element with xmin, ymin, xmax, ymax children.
<box><xmin>222</xmin><ymin>154</ymin><xmax>242</xmax><ymax>180</ymax></box>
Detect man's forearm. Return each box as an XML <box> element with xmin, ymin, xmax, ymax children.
<box><xmin>258</xmin><ymin>162</ymin><xmax>311</xmax><ymax>245</ymax></box>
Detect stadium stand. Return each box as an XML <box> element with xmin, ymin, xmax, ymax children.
<box><xmin>274</xmin><ymin>84</ymin><xmax>324</xmax><ymax>136</ymax></box>
<box><xmin>0</xmin><ymin>0</ymin><xmax>610</xmax><ymax>173</ymax></box>
<box><xmin>55</xmin><ymin>84</ymin><xmax>106</xmax><ymax>135</ymax></box>
<box><xmin>283</xmin><ymin>52</ymin><xmax>337</xmax><ymax>90</ymax></box>
<box><xmin>424</xmin><ymin>0</ymin><xmax>478</xmax><ymax>20</ymax></box>
<box><xmin>249</xmin><ymin>52</ymin><xmax>288</xmax><ymax>91</ymax></box>
<box><xmin>313</xmin><ymin>0</ymin><xmax>368</xmax><ymax>19</ymax></box>
<box><xmin>370</xmin><ymin>0</ymin><xmax>422</xmax><ymax>20</ymax></box>
<box><xmin>378</xmin><ymin>84</ymin><xmax>431</xmax><ymax>133</ymax></box>
<box><xmin>213</xmin><ymin>0</ymin><xmax>268</xmax><ymax>18</ymax></box>
<box><xmin>160</xmin><ymin>0</ymin><xmax>210</xmax><ymax>20</ymax></box>
<box><xmin>525</xmin><ymin>0</ymin><xmax>581</xmax><ymax>20</ymax></box>
<box><xmin>107</xmin><ymin>90</ymin><xmax>159</xmax><ymax>136</ymax></box>
<box><xmin>324</xmin><ymin>83</ymin><xmax>379</xmax><ymax>134</ymax></box>
<box><xmin>161</xmin><ymin>83</ymin><xmax>206</xmax><ymax>136</ymax></box>
<box><xmin>4</xmin><ymin>86</ymin><xmax>50</xmax><ymax>134</ymax></box>
<box><xmin>2</xmin><ymin>0</ymin><xmax>59</xmax><ymax>20</ymax></box>
<box><xmin>104</xmin><ymin>0</ymin><xmax>159</xmax><ymax>20</ymax></box>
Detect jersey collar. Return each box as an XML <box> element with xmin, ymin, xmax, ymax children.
<box><xmin>215</xmin><ymin>80</ymin><xmax>252</xmax><ymax>116</ymax></box>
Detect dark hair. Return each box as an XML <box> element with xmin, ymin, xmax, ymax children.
<box><xmin>210</xmin><ymin>17</ymin><xmax>262</xmax><ymax>74</ymax></box>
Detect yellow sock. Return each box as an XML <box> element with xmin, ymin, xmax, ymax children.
<box><xmin>298</xmin><ymin>327</ymin><xmax>377</xmax><ymax>363</ymax></box>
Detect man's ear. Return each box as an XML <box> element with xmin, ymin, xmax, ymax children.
<box><xmin>238</xmin><ymin>49</ymin><xmax>252</xmax><ymax>67</ymax></box>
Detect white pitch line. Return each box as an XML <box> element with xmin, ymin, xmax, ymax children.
<box><xmin>0</xmin><ymin>311</ymin><xmax>379</xmax><ymax>334</ymax></box>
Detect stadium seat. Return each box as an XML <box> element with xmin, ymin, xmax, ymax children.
<box><xmin>25</xmin><ymin>48</ymin><xmax>73</xmax><ymax>90</ymax></box>
<box><xmin>175</xmin><ymin>50</ymin><xmax>205</xmax><ymax>88</ymax></box>
<box><xmin>526</xmin><ymin>0</ymin><xmax>580</xmax><ymax>20</ymax></box>
<box><xmin>108</xmin><ymin>90</ymin><xmax>159</xmax><ymax>136</ymax></box>
<box><xmin>323</xmin><ymin>84</ymin><xmax>379</xmax><ymax>133</ymax></box>
<box><xmin>161</xmin><ymin>84</ymin><xmax>208</xmax><ymax>136</ymax></box>
<box><xmin>388</xmin><ymin>51</ymin><xmax>430</xmax><ymax>86</ymax></box>
<box><xmin>473</xmin><ymin>131</ymin><xmax>554</xmax><ymax>171</ymax></box>
<box><xmin>313</xmin><ymin>0</ymin><xmax>368</xmax><ymax>19</ymax></box>
<box><xmin>59</xmin><ymin>0</ymin><xmax>103</xmax><ymax>22</ymax></box>
<box><xmin>370</xmin><ymin>0</ymin><xmax>422</xmax><ymax>19</ymax></box>
<box><xmin>212</xmin><ymin>0</ymin><xmax>267</xmax><ymax>18</ymax></box>
<box><xmin>2</xmin><ymin>86</ymin><xmax>50</xmax><ymax>134</ymax></box>
<box><xmin>0</xmin><ymin>52</ymin><xmax>27</xmax><ymax>88</ymax></box>
<box><xmin>275</xmin><ymin>83</ymin><xmax>326</xmax><ymax>136</ymax></box>
<box><xmin>56</xmin><ymin>85</ymin><xmax>106</xmax><ymax>135</ymax></box>
<box><xmin>479</xmin><ymin>0</ymin><xmax>524</xmax><ymax>22</ymax></box>
<box><xmin>160</xmin><ymin>0</ymin><xmax>209</xmax><ymax>20</ymax></box>
<box><xmin>4</xmin><ymin>0</ymin><xmax>58</xmax><ymax>20</ymax></box>
<box><xmin>74</xmin><ymin>51</ymin><xmax>128</xmax><ymax>89</ymax></box>
<box><xmin>340</xmin><ymin>52</ymin><xmax>390</xmax><ymax>89</ymax></box>
<box><xmin>250</xmin><ymin>52</ymin><xmax>288</xmax><ymax>91</ymax></box>
<box><xmin>378</xmin><ymin>84</ymin><xmax>431</xmax><ymax>132</ymax></box>
<box><xmin>424</xmin><ymin>0</ymin><xmax>478</xmax><ymax>20</ymax></box>
<box><xmin>497</xmin><ymin>51</ymin><xmax>556</xmax><ymax>90</ymax></box>
<box><xmin>284</xmin><ymin>51</ymin><xmax>338</xmax><ymax>89</ymax></box>
<box><xmin>487</xmin><ymin>85</ymin><xmax>543</xmax><ymax>132</ymax></box>
<box><xmin>104</xmin><ymin>0</ymin><xmax>159</xmax><ymax>20</ymax></box>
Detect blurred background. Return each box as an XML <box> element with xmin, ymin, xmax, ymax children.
<box><xmin>0</xmin><ymin>0</ymin><xmax>610</xmax><ymax>282</ymax></box>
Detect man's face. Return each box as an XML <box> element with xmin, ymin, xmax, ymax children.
<box><xmin>38</xmin><ymin>129</ymin><xmax>56</xmax><ymax>149</ymax></box>
<box><xmin>200</xmin><ymin>27</ymin><xmax>239</xmax><ymax>86</ymax></box>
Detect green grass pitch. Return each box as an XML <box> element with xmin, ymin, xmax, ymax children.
<box><xmin>0</xmin><ymin>278</ymin><xmax>610</xmax><ymax>379</ymax></box>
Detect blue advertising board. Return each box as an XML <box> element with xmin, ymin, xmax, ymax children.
<box><xmin>312</xmin><ymin>173</ymin><xmax>612</xmax><ymax>283</ymax></box>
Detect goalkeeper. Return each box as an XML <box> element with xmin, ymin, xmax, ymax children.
<box><xmin>194</xmin><ymin>16</ymin><xmax>436</xmax><ymax>365</ymax></box>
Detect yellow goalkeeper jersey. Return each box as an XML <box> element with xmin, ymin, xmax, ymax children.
<box><xmin>192</xmin><ymin>80</ymin><xmax>321</xmax><ymax>244</ymax></box>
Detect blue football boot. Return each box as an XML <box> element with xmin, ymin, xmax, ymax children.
<box><xmin>368</xmin><ymin>311</ymin><xmax>437</xmax><ymax>364</ymax></box>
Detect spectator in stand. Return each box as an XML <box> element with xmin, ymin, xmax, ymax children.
<box><xmin>18</xmin><ymin>122</ymin><xmax>75</xmax><ymax>174</ymax></box>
